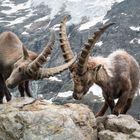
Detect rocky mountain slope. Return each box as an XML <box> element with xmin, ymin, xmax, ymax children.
<box><xmin>0</xmin><ymin>0</ymin><xmax>140</xmax><ymax>119</ymax></box>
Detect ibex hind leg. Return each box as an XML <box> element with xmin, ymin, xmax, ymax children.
<box><xmin>0</xmin><ymin>74</ymin><xmax>11</xmax><ymax>103</ymax></box>
<box><xmin>121</xmin><ymin>98</ymin><xmax>133</xmax><ymax>114</ymax></box>
<box><xmin>121</xmin><ymin>92</ymin><xmax>134</xmax><ymax>114</ymax></box>
<box><xmin>113</xmin><ymin>90</ymin><xmax>130</xmax><ymax>115</ymax></box>
<box><xmin>107</xmin><ymin>97</ymin><xmax>115</xmax><ymax>113</ymax></box>
<box><xmin>25</xmin><ymin>81</ymin><xmax>32</xmax><ymax>97</ymax></box>
<box><xmin>112</xmin><ymin>78</ymin><xmax>131</xmax><ymax>115</ymax></box>
<box><xmin>18</xmin><ymin>81</ymin><xmax>32</xmax><ymax>97</ymax></box>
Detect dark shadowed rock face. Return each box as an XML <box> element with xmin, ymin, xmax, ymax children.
<box><xmin>0</xmin><ymin>0</ymin><xmax>140</xmax><ymax>119</ymax></box>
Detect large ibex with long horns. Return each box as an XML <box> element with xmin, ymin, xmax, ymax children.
<box><xmin>59</xmin><ymin>17</ymin><xmax>140</xmax><ymax>116</ymax></box>
<box><xmin>0</xmin><ymin>31</ymin><xmax>75</xmax><ymax>103</ymax></box>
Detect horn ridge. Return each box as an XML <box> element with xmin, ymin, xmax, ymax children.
<box><xmin>37</xmin><ymin>55</ymin><xmax>77</xmax><ymax>79</ymax></box>
<box><xmin>27</xmin><ymin>31</ymin><xmax>55</xmax><ymax>73</ymax></box>
<box><xmin>59</xmin><ymin>17</ymin><xmax>74</xmax><ymax>64</ymax></box>
<box><xmin>77</xmin><ymin>23</ymin><xmax>114</xmax><ymax>74</ymax></box>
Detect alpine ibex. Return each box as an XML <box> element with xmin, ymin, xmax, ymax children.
<box><xmin>59</xmin><ymin>17</ymin><xmax>140</xmax><ymax>116</ymax></box>
<box><xmin>0</xmin><ymin>31</ymin><xmax>75</xmax><ymax>103</ymax></box>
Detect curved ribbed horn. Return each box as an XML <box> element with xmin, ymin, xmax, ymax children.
<box><xmin>37</xmin><ymin>55</ymin><xmax>77</xmax><ymax>79</ymax></box>
<box><xmin>27</xmin><ymin>32</ymin><xmax>55</xmax><ymax>74</ymax></box>
<box><xmin>77</xmin><ymin>23</ymin><xmax>115</xmax><ymax>74</ymax></box>
<box><xmin>59</xmin><ymin>17</ymin><xmax>74</xmax><ymax>64</ymax></box>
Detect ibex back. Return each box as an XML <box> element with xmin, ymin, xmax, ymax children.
<box><xmin>59</xmin><ymin>17</ymin><xmax>140</xmax><ymax>116</ymax></box>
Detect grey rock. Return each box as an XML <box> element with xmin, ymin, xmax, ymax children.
<box><xmin>105</xmin><ymin>115</ymin><xmax>140</xmax><ymax>134</ymax></box>
<box><xmin>97</xmin><ymin>115</ymin><xmax>140</xmax><ymax>140</ymax></box>
<box><xmin>98</xmin><ymin>130</ymin><xmax>129</xmax><ymax>140</ymax></box>
<box><xmin>0</xmin><ymin>0</ymin><xmax>140</xmax><ymax>120</ymax></box>
<box><xmin>0</xmin><ymin>97</ymin><xmax>97</xmax><ymax>140</ymax></box>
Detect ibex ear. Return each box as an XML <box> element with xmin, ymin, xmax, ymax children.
<box><xmin>94</xmin><ymin>64</ymin><xmax>103</xmax><ymax>73</ymax></box>
<box><xmin>22</xmin><ymin>45</ymin><xmax>29</xmax><ymax>60</ymax></box>
<box><xmin>93</xmin><ymin>64</ymin><xmax>103</xmax><ymax>80</ymax></box>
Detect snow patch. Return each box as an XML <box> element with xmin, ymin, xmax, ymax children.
<box><xmin>6</xmin><ymin>13</ymin><xmax>34</xmax><ymax>26</ymax></box>
<box><xmin>52</xmin><ymin>24</ymin><xmax>60</xmax><ymax>31</ymax></box>
<box><xmin>1</xmin><ymin>0</ymin><xmax>33</xmax><ymax>26</ymax></box>
<box><xmin>130</xmin><ymin>26</ymin><xmax>140</xmax><ymax>31</ymax></box>
<box><xmin>95</xmin><ymin>41</ymin><xmax>103</xmax><ymax>46</ymax></box>
<box><xmin>130</xmin><ymin>38</ymin><xmax>140</xmax><ymax>44</ymax></box>
<box><xmin>35</xmin><ymin>15</ymin><xmax>49</xmax><ymax>22</ymax></box>
<box><xmin>121</xmin><ymin>12</ymin><xmax>127</xmax><ymax>15</ymax></box>
<box><xmin>57</xmin><ymin>91</ymin><xmax>73</xmax><ymax>97</ymax></box>
<box><xmin>31</xmin><ymin>0</ymin><xmax>124</xmax><ymax>25</ymax></box>
<box><xmin>79</xmin><ymin>16</ymin><xmax>104</xmax><ymax>31</ymax></box>
<box><xmin>87</xmin><ymin>84</ymin><xmax>103</xmax><ymax>98</ymax></box>
<box><xmin>47</xmin><ymin>98</ymin><xmax>53</xmax><ymax>103</ymax></box>
<box><xmin>1</xmin><ymin>0</ymin><xmax>32</xmax><ymax>15</ymax></box>
<box><xmin>7</xmin><ymin>17</ymin><xmax>27</xmax><ymax>26</ymax></box>
<box><xmin>22</xmin><ymin>31</ymin><xmax>29</xmax><ymax>35</ymax></box>
<box><xmin>24</xmin><ymin>23</ymin><xmax>33</xmax><ymax>29</ymax></box>
<box><xmin>102</xmin><ymin>19</ymin><xmax>109</xmax><ymax>24</ymax></box>
<box><xmin>48</xmin><ymin>76</ymin><xmax>62</xmax><ymax>82</ymax></box>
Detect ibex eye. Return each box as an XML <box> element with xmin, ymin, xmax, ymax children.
<box><xmin>18</xmin><ymin>67</ymin><xmax>22</xmax><ymax>72</ymax></box>
<box><xmin>14</xmin><ymin>64</ymin><xmax>18</xmax><ymax>68</ymax></box>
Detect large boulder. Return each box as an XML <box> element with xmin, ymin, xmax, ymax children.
<box><xmin>0</xmin><ymin>97</ymin><xmax>140</xmax><ymax>140</ymax></box>
<box><xmin>0</xmin><ymin>97</ymin><xmax>97</xmax><ymax>140</ymax></box>
<box><xmin>97</xmin><ymin>115</ymin><xmax>140</xmax><ymax>140</ymax></box>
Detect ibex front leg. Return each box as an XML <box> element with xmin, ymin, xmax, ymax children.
<box><xmin>18</xmin><ymin>81</ymin><xmax>32</xmax><ymax>97</ymax></box>
<box><xmin>113</xmin><ymin>92</ymin><xmax>129</xmax><ymax>115</ymax></box>
<box><xmin>96</xmin><ymin>95</ymin><xmax>115</xmax><ymax>117</ymax></box>
<box><xmin>106</xmin><ymin>96</ymin><xmax>115</xmax><ymax>114</ymax></box>
<box><xmin>18</xmin><ymin>83</ymin><xmax>25</xmax><ymax>97</ymax></box>
<box><xmin>121</xmin><ymin>98</ymin><xmax>133</xmax><ymax>114</ymax></box>
<box><xmin>95</xmin><ymin>101</ymin><xmax>108</xmax><ymax>117</ymax></box>
<box><xmin>121</xmin><ymin>90</ymin><xmax>135</xmax><ymax>114</ymax></box>
<box><xmin>24</xmin><ymin>81</ymin><xmax>32</xmax><ymax>97</ymax></box>
<box><xmin>113</xmin><ymin>81</ymin><xmax>131</xmax><ymax>115</ymax></box>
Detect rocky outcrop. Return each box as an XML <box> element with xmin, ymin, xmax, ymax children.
<box><xmin>0</xmin><ymin>0</ymin><xmax>140</xmax><ymax>120</ymax></box>
<box><xmin>0</xmin><ymin>97</ymin><xmax>97</xmax><ymax>140</ymax></box>
<box><xmin>0</xmin><ymin>97</ymin><xmax>140</xmax><ymax>140</ymax></box>
<box><xmin>97</xmin><ymin>115</ymin><xmax>140</xmax><ymax>140</ymax></box>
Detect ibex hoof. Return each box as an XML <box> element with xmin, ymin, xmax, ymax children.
<box><xmin>112</xmin><ymin>108</ymin><xmax>120</xmax><ymax>116</ymax></box>
<box><xmin>6</xmin><ymin>94</ymin><xmax>12</xmax><ymax>102</ymax></box>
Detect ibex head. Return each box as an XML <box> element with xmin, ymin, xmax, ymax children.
<box><xmin>59</xmin><ymin>17</ymin><xmax>114</xmax><ymax>100</ymax></box>
<box><xmin>72</xmin><ymin>63</ymin><xmax>103</xmax><ymax>100</ymax></box>
<box><xmin>6</xmin><ymin>32</ymin><xmax>76</xmax><ymax>88</ymax></box>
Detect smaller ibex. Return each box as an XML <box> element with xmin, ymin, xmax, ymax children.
<box><xmin>0</xmin><ymin>31</ymin><xmax>75</xmax><ymax>103</ymax></box>
<box><xmin>6</xmin><ymin>31</ymin><xmax>76</xmax><ymax>87</ymax></box>
<box><xmin>59</xmin><ymin>17</ymin><xmax>140</xmax><ymax>116</ymax></box>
